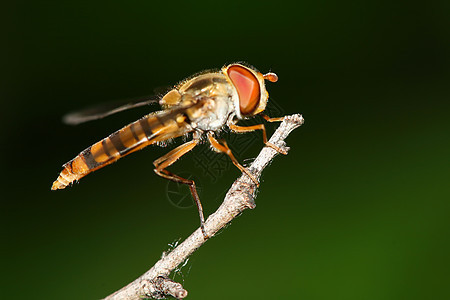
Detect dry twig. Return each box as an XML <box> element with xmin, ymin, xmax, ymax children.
<box><xmin>104</xmin><ymin>114</ymin><xmax>304</xmax><ymax>299</ymax></box>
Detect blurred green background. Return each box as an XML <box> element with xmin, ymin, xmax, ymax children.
<box><xmin>2</xmin><ymin>1</ymin><xmax>449</xmax><ymax>299</ymax></box>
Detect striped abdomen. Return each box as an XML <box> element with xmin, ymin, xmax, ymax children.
<box><xmin>51</xmin><ymin>108</ymin><xmax>193</xmax><ymax>190</ymax></box>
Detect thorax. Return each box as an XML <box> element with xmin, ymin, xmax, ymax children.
<box><xmin>178</xmin><ymin>73</ymin><xmax>236</xmax><ymax>131</ymax></box>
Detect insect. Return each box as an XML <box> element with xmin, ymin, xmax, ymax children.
<box><xmin>52</xmin><ymin>63</ymin><xmax>285</xmax><ymax>238</ymax></box>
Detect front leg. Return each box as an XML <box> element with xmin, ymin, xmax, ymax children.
<box><xmin>259</xmin><ymin>113</ymin><xmax>285</xmax><ymax>122</ymax></box>
<box><xmin>227</xmin><ymin>121</ymin><xmax>288</xmax><ymax>155</ymax></box>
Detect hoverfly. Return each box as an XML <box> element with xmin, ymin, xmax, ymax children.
<box><xmin>52</xmin><ymin>63</ymin><xmax>285</xmax><ymax>238</ymax></box>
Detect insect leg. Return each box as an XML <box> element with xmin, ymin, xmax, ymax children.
<box><xmin>259</xmin><ymin>113</ymin><xmax>285</xmax><ymax>122</ymax></box>
<box><xmin>153</xmin><ymin>139</ymin><xmax>209</xmax><ymax>239</ymax></box>
<box><xmin>153</xmin><ymin>139</ymin><xmax>197</xmax><ymax>168</ymax></box>
<box><xmin>228</xmin><ymin>123</ymin><xmax>288</xmax><ymax>155</ymax></box>
<box><xmin>207</xmin><ymin>132</ymin><xmax>259</xmax><ymax>186</ymax></box>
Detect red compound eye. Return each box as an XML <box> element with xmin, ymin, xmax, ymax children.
<box><xmin>227</xmin><ymin>65</ymin><xmax>261</xmax><ymax>116</ymax></box>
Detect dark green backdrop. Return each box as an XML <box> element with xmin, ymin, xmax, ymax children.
<box><xmin>2</xmin><ymin>1</ymin><xmax>449</xmax><ymax>299</ymax></box>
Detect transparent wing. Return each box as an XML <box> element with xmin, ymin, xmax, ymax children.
<box><xmin>63</xmin><ymin>96</ymin><xmax>160</xmax><ymax>125</ymax></box>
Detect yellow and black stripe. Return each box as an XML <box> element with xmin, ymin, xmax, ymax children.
<box><xmin>51</xmin><ymin>107</ymin><xmax>194</xmax><ymax>190</ymax></box>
